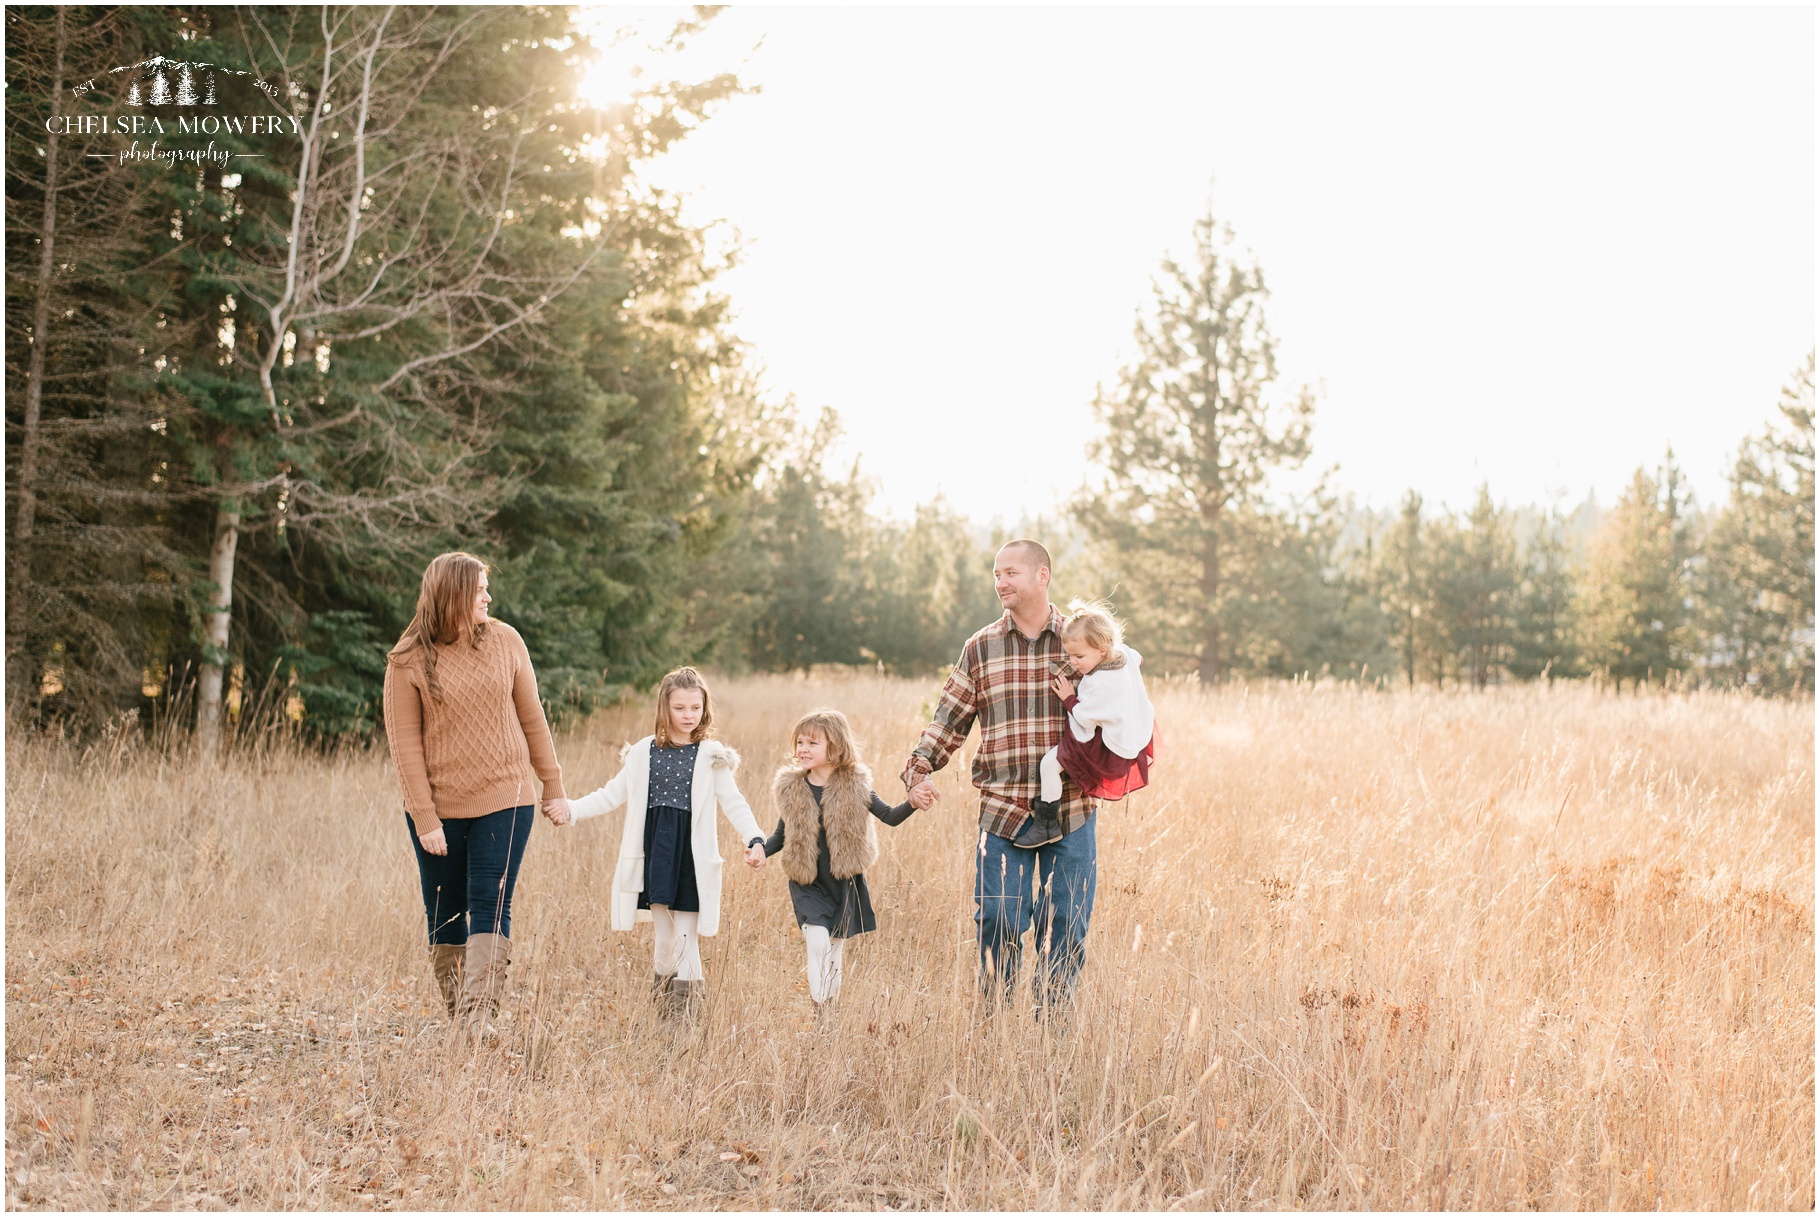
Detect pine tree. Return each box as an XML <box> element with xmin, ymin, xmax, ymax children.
<box><xmin>1435</xmin><ymin>486</ymin><xmax>1519</xmax><ymax>688</ymax></box>
<box><xmin>1076</xmin><ymin>205</ymin><xmax>1314</xmax><ymax>682</ymax></box>
<box><xmin>1378</xmin><ymin>492</ymin><xmax>1444</xmax><ymax>686</ymax></box>
<box><xmin>5</xmin><ymin>7</ymin><xmax>194</xmax><ymax>722</ymax></box>
<box><xmin>1581</xmin><ymin>454</ymin><xmax>1697</xmax><ymax>688</ymax></box>
<box><xmin>1699</xmin><ymin>352</ymin><xmax>1815</xmax><ymax>692</ymax></box>
<box><xmin>1509</xmin><ymin>507</ymin><xmax>1582</xmax><ymax>681</ymax></box>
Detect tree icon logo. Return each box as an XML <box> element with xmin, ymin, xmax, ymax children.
<box><xmin>109</xmin><ymin>56</ymin><xmax>276</xmax><ymax>107</ymax></box>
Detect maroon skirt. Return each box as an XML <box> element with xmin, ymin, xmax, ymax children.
<box><xmin>1056</xmin><ymin>707</ymin><xmax>1157</xmax><ymax>801</ymax></box>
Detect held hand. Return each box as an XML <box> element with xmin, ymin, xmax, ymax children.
<box><xmin>541</xmin><ymin>797</ymin><xmax>572</xmax><ymax>827</ymax></box>
<box><xmin>419</xmin><ymin>827</ymin><xmax>448</xmax><ymax>856</ymax></box>
<box><xmin>908</xmin><ymin>782</ymin><xmax>938</xmax><ymax>811</ymax></box>
<box><xmin>745</xmin><ymin>843</ymin><xmax>767</xmax><ymax>870</ymax></box>
<box><xmin>904</xmin><ymin>761</ymin><xmax>931</xmax><ymax>792</ymax></box>
<box><xmin>1051</xmin><ymin>673</ymin><xmax>1076</xmax><ymax>701</ymax></box>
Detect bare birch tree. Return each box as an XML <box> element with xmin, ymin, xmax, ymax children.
<box><xmin>176</xmin><ymin>7</ymin><xmax>614</xmax><ymax>750</ymax></box>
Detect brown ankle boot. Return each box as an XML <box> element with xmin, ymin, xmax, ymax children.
<box><xmin>457</xmin><ymin>933</ymin><xmax>510</xmax><ymax>1040</ymax></box>
<box><xmin>430</xmin><ymin>944</ymin><xmax>465</xmax><ymax>1018</ymax></box>
<box><xmin>671</xmin><ymin>979</ymin><xmax>705</xmax><ymax>1021</ymax></box>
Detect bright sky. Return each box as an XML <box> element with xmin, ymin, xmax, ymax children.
<box><xmin>579</xmin><ymin>6</ymin><xmax>1815</xmax><ymax>523</ymax></box>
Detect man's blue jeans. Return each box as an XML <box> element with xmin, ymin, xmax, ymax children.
<box><xmin>976</xmin><ymin>814</ymin><xmax>1097</xmax><ymax>1009</ymax></box>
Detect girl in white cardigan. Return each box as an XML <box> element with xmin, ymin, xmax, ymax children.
<box><xmin>1018</xmin><ymin>599</ymin><xmax>1158</xmax><ymax>848</ymax></box>
<box><xmin>558</xmin><ymin>667</ymin><xmax>767</xmax><ymax>1017</ymax></box>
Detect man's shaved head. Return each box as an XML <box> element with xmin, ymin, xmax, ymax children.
<box><xmin>996</xmin><ymin>539</ymin><xmax>1051</xmax><ymax>576</ymax></box>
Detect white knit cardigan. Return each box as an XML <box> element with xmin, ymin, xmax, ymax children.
<box><xmin>1066</xmin><ymin>645</ymin><xmax>1155</xmax><ymax>760</ymax></box>
<box><xmin>568</xmin><ymin>736</ymin><xmax>764</xmax><ymax>937</ymax></box>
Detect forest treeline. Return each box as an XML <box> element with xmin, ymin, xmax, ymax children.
<box><xmin>6</xmin><ymin>7</ymin><xmax>1813</xmax><ymax>744</ymax></box>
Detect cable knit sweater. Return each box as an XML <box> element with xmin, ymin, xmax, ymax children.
<box><xmin>382</xmin><ymin>620</ymin><xmax>566</xmax><ymax>836</ymax></box>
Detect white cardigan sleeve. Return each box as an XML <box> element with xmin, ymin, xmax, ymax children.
<box><xmin>569</xmin><ymin>764</ymin><xmax>630</xmax><ymax>823</ymax></box>
<box><xmin>712</xmin><ymin>751</ymin><xmax>765</xmax><ymax>844</ymax></box>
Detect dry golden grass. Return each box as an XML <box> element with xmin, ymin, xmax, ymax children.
<box><xmin>5</xmin><ymin>675</ymin><xmax>1813</xmax><ymax>1210</ymax></box>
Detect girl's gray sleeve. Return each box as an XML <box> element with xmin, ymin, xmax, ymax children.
<box><xmin>869</xmin><ymin>791</ymin><xmax>916</xmax><ymax>827</ymax></box>
<box><xmin>762</xmin><ymin>818</ymin><xmax>786</xmax><ymax>857</ymax></box>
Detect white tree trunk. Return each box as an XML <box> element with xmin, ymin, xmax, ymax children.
<box><xmin>196</xmin><ymin>505</ymin><xmax>241</xmax><ymax>753</ymax></box>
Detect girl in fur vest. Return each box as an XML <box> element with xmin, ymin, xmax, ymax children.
<box><xmin>762</xmin><ymin>709</ymin><xmax>936</xmax><ymax>1009</ymax></box>
<box><xmin>560</xmin><ymin>668</ymin><xmax>768</xmax><ymax>1018</ymax></box>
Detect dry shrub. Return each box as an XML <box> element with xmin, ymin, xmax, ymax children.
<box><xmin>5</xmin><ymin>675</ymin><xmax>1813</xmax><ymax>1210</ymax></box>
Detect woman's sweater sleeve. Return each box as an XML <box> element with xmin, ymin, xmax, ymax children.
<box><xmin>382</xmin><ymin>660</ymin><xmax>440</xmax><ymax>836</ymax></box>
<box><xmin>762</xmin><ymin>818</ymin><xmax>786</xmax><ymax>857</ymax></box>
<box><xmin>509</xmin><ymin>631</ymin><xmax>567</xmax><ymax>800</ymax></box>
<box><xmin>868</xmin><ymin>791</ymin><xmax>916</xmax><ymax>827</ymax></box>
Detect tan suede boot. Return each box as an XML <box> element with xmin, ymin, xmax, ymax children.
<box><xmin>671</xmin><ymin>979</ymin><xmax>705</xmax><ymax>1021</ymax></box>
<box><xmin>457</xmin><ymin>932</ymin><xmax>511</xmax><ymax>1041</ymax></box>
<box><xmin>652</xmin><ymin>973</ymin><xmax>675</xmax><ymax>1017</ymax></box>
<box><xmin>430</xmin><ymin>944</ymin><xmax>465</xmax><ymax>1019</ymax></box>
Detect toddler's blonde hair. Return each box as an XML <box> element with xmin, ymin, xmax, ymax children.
<box><xmin>788</xmin><ymin>707</ymin><xmax>862</xmax><ymax>772</ymax></box>
<box><xmin>1060</xmin><ymin>598</ymin><xmax>1125</xmax><ymax>656</ymax></box>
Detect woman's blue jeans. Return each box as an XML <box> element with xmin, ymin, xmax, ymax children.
<box><xmin>407</xmin><ymin>805</ymin><xmax>534</xmax><ymax>945</ymax></box>
<box><xmin>976</xmin><ymin>814</ymin><xmax>1097</xmax><ymax>1010</ymax></box>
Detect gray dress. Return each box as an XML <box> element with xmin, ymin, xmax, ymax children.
<box><xmin>762</xmin><ymin>779</ymin><xmax>914</xmax><ymax>939</ymax></box>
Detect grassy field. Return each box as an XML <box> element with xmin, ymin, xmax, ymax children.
<box><xmin>4</xmin><ymin>674</ymin><xmax>1813</xmax><ymax>1210</ymax></box>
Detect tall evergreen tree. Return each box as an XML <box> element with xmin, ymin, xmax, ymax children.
<box><xmin>1435</xmin><ymin>486</ymin><xmax>1519</xmax><ymax>688</ymax></box>
<box><xmin>1508</xmin><ymin>506</ymin><xmax>1582</xmax><ymax>681</ymax></box>
<box><xmin>5</xmin><ymin>8</ymin><xmax>197</xmax><ymax>724</ymax></box>
<box><xmin>1378</xmin><ymin>492</ymin><xmax>1444</xmax><ymax>686</ymax></box>
<box><xmin>1076</xmin><ymin>205</ymin><xmax>1314</xmax><ymax>682</ymax></box>
<box><xmin>1580</xmin><ymin>454</ymin><xmax>1697</xmax><ymax>688</ymax></box>
<box><xmin>1699</xmin><ymin>352</ymin><xmax>1815</xmax><ymax>692</ymax></box>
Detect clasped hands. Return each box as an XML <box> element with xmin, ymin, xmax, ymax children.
<box><xmin>450</xmin><ymin>785</ymin><xmax>939</xmax><ymax>869</ymax></box>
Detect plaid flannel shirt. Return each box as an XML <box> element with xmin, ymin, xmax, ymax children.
<box><xmin>901</xmin><ymin>605</ymin><xmax>1095</xmax><ymax>839</ymax></box>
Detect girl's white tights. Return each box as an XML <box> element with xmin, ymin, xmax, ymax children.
<box><xmin>802</xmin><ymin>925</ymin><xmax>845</xmax><ymax>1003</ymax></box>
<box><xmin>1039</xmin><ymin>746</ymin><xmax>1065</xmax><ymax>802</ymax></box>
<box><xmin>651</xmin><ymin>906</ymin><xmax>703</xmax><ymax>982</ymax></box>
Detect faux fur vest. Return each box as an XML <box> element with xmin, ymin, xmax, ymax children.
<box><xmin>771</xmin><ymin>762</ymin><xmax>880</xmax><ymax>886</ymax></box>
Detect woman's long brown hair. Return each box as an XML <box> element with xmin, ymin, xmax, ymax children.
<box><xmin>388</xmin><ymin>552</ymin><xmax>488</xmax><ymax>701</ymax></box>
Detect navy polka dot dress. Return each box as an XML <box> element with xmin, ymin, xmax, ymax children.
<box><xmin>640</xmin><ymin>740</ymin><xmax>700</xmax><ymax>912</ymax></box>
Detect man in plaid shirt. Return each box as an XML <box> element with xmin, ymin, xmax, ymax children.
<box><xmin>902</xmin><ymin>539</ymin><xmax>1098</xmax><ymax>1012</ymax></box>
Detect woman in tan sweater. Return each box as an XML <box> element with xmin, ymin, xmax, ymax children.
<box><xmin>382</xmin><ymin>552</ymin><xmax>570</xmax><ymax>1040</ymax></box>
